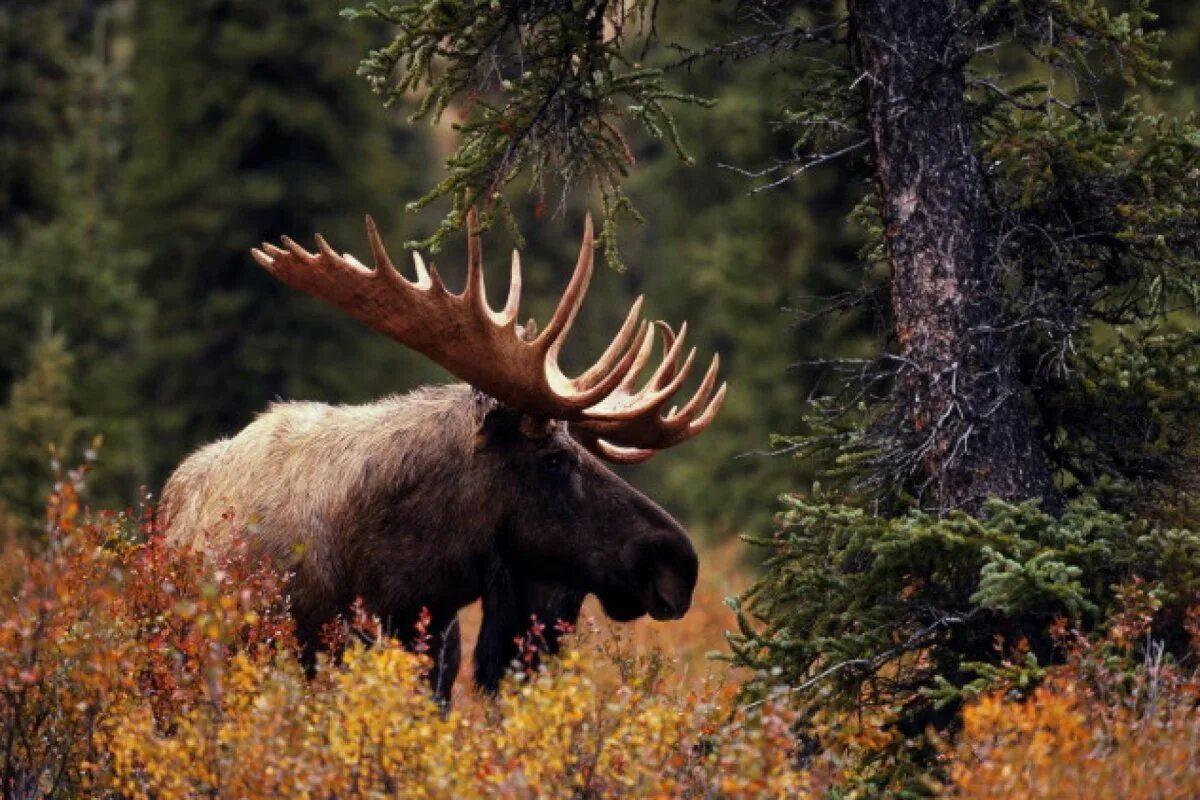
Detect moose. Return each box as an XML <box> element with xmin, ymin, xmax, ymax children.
<box><xmin>159</xmin><ymin>211</ymin><xmax>725</xmax><ymax>700</ymax></box>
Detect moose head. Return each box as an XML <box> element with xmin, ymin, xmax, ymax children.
<box><xmin>162</xmin><ymin>211</ymin><xmax>725</xmax><ymax>699</ymax></box>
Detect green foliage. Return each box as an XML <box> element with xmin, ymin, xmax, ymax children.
<box><xmin>0</xmin><ymin>0</ymin><xmax>76</xmax><ymax>233</ymax></box>
<box><xmin>713</xmin><ymin>0</ymin><xmax>1200</xmax><ymax>790</ymax></box>
<box><xmin>122</xmin><ymin>0</ymin><xmax>440</xmax><ymax>483</ymax></box>
<box><xmin>0</xmin><ymin>209</ymin><xmax>150</xmax><ymax>504</ymax></box>
<box><xmin>0</xmin><ymin>333</ymin><xmax>82</xmax><ymax>532</ymax></box>
<box><xmin>1046</xmin><ymin>327</ymin><xmax>1200</xmax><ymax>491</ymax></box>
<box><xmin>768</xmin><ymin>2</ymin><xmax>1200</xmax><ymax>503</ymax></box>
<box><xmin>0</xmin><ymin>0</ymin><xmax>150</xmax><ymax>509</ymax></box>
<box><xmin>730</xmin><ymin>492</ymin><xmax>1200</xmax><ymax>790</ymax></box>
<box><xmin>344</xmin><ymin>0</ymin><xmax>711</xmax><ymax>267</ymax></box>
<box><xmin>613</xmin><ymin>18</ymin><xmax>876</xmax><ymax>533</ymax></box>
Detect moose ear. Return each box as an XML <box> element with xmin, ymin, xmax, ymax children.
<box><xmin>477</xmin><ymin>406</ymin><xmax>525</xmax><ymax>448</ymax></box>
<box><xmin>477</xmin><ymin>406</ymin><xmax>555</xmax><ymax>448</ymax></box>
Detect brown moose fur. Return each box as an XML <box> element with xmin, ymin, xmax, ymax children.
<box><xmin>160</xmin><ymin>383</ymin><xmax>698</xmax><ymax>698</ymax></box>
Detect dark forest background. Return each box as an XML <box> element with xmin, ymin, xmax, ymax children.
<box><xmin>1</xmin><ymin>0</ymin><xmax>1197</xmax><ymax>541</ymax></box>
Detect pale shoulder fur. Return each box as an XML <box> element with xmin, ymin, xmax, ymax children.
<box><xmin>159</xmin><ymin>384</ymin><xmax>483</xmax><ymax>605</ymax></box>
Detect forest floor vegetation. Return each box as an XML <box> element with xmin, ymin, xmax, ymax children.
<box><xmin>1</xmin><ymin>469</ymin><xmax>1199</xmax><ymax>798</ymax></box>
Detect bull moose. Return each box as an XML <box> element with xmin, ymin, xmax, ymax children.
<box><xmin>159</xmin><ymin>212</ymin><xmax>725</xmax><ymax>700</ymax></box>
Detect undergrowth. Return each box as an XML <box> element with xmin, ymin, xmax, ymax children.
<box><xmin>2</xmin><ymin>465</ymin><xmax>1198</xmax><ymax>798</ymax></box>
<box><xmin>0</xmin><ymin>470</ymin><xmax>810</xmax><ymax>798</ymax></box>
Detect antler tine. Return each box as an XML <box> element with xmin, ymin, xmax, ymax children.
<box><xmin>280</xmin><ymin>235</ymin><xmax>313</xmax><ymax>262</ymax></box>
<box><xmin>575</xmin><ymin>296</ymin><xmax>645</xmax><ymax>390</ymax></box>
<box><xmin>615</xmin><ymin>315</ymin><xmax>658</xmax><ymax>395</ymax></box>
<box><xmin>259</xmin><ymin>237</ymin><xmax>363</xmax><ymax>299</ymax></box>
<box><xmin>364</xmin><ymin>215</ymin><xmax>397</xmax><ymax>274</ymax></box>
<box><xmin>551</xmin><ymin>319</ymin><xmax>653</xmax><ymax>411</ymax></box>
<box><xmin>592</xmin><ymin>440</ymin><xmax>658</xmax><ymax>465</ymax></box>
<box><xmin>687</xmin><ymin>380</ymin><xmax>727</xmax><ymax>436</ymax></box>
<box><xmin>536</xmin><ymin>213</ymin><xmax>594</xmax><ymax>356</ymax></box>
<box><xmin>578</xmin><ymin>374</ymin><xmax>726</xmax><ymax>463</ymax></box>
<box><xmin>584</xmin><ymin>319</ymin><xmax>685</xmax><ymax>406</ymax></box>
<box><xmin>569</xmin><ymin>314</ymin><xmax>727</xmax><ymax>459</ymax></box>
<box><xmin>643</xmin><ymin>322</ymin><xmax>689</xmax><ymax>398</ymax></box>
<box><xmin>650</xmin><ymin>322</ymin><xmax>681</xmax><ymax>390</ymax></box>
<box><xmin>464</xmin><ymin>208</ymin><xmax>491</xmax><ymax>317</ymax></box>
<box><xmin>313</xmin><ymin>233</ymin><xmax>355</xmax><ymax>272</ymax></box>
<box><xmin>411</xmin><ymin>252</ymin><xmax>432</xmax><ymax>288</ymax></box>
<box><xmin>666</xmin><ymin>354</ymin><xmax>721</xmax><ymax>426</ymax></box>
<box><xmin>502</xmin><ymin>250</ymin><xmax>523</xmax><ymax>325</ymax></box>
<box><xmin>581</xmin><ymin>323</ymin><xmax>695</xmax><ymax>424</ymax></box>
<box><xmin>573</xmin><ymin>370</ymin><xmax>727</xmax><ymax>458</ymax></box>
<box><xmin>528</xmin><ymin>213</ymin><xmax>654</xmax><ymax>411</ymax></box>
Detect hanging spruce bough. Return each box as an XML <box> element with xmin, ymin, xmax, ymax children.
<box><xmin>343</xmin><ymin>0</ymin><xmax>708</xmax><ymax>267</ymax></box>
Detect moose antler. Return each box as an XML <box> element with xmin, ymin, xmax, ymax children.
<box><xmin>570</xmin><ymin>323</ymin><xmax>727</xmax><ymax>464</ymax></box>
<box><xmin>251</xmin><ymin>212</ymin><xmax>725</xmax><ymax>461</ymax></box>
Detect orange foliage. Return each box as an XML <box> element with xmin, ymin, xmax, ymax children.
<box><xmin>946</xmin><ymin>588</ymin><xmax>1200</xmax><ymax>800</ymax></box>
<box><xmin>948</xmin><ymin>678</ymin><xmax>1200</xmax><ymax>800</ymax></box>
<box><xmin>11</xmin><ymin>469</ymin><xmax>1200</xmax><ymax>798</ymax></box>
<box><xmin>0</xmin><ymin>477</ymin><xmax>820</xmax><ymax>798</ymax></box>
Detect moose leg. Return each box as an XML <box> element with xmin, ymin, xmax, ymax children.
<box><xmin>378</xmin><ymin>607</ymin><xmax>462</xmax><ymax>708</ymax></box>
<box><xmin>474</xmin><ymin>556</ymin><xmax>524</xmax><ymax>692</ymax></box>
<box><xmin>518</xmin><ymin>580</ymin><xmax>585</xmax><ymax>660</ymax></box>
<box><xmin>474</xmin><ymin>557</ymin><xmax>585</xmax><ymax>692</ymax></box>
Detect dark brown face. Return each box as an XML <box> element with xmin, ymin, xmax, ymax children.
<box><xmin>477</xmin><ymin>407</ymin><xmax>698</xmax><ymax>622</ymax></box>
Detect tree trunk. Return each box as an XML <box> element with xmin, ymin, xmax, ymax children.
<box><xmin>848</xmin><ymin>0</ymin><xmax>1058</xmax><ymax>512</ymax></box>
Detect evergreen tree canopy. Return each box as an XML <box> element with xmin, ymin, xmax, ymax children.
<box><xmin>0</xmin><ymin>332</ymin><xmax>81</xmax><ymax>533</ymax></box>
<box><xmin>0</xmin><ymin>0</ymin><xmax>149</xmax><ymax>510</ymax></box>
<box><xmin>123</xmin><ymin>0</ymin><xmax>438</xmax><ymax>483</ymax></box>
<box><xmin>0</xmin><ymin>1</ymin><xmax>76</xmax><ymax>234</ymax></box>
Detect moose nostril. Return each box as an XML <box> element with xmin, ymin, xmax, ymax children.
<box><xmin>650</xmin><ymin>569</ymin><xmax>693</xmax><ymax>620</ymax></box>
<box><xmin>653</xmin><ymin>588</ymin><xmax>683</xmax><ymax>619</ymax></box>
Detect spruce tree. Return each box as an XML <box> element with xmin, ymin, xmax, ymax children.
<box><xmin>0</xmin><ymin>1</ymin><xmax>151</xmax><ymax>506</ymax></box>
<box><xmin>348</xmin><ymin>0</ymin><xmax>1200</xmax><ymax>788</ymax></box>
<box><xmin>123</xmin><ymin>0</ymin><xmax>436</xmax><ymax>482</ymax></box>
<box><xmin>0</xmin><ymin>332</ymin><xmax>82</xmax><ymax>534</ymax></box>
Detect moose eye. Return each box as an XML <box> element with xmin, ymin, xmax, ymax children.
<box><xmin>539</xmin><ymin>452</ymin><xmax>572</xmax><ymax>478</ymax></box>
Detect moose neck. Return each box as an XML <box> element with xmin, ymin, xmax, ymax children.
<box><xmin>257</xmin><ymin>383</ymin><xmax>504</xmax><ymax>638</ymax></box>
<box><xmin>339</xmin><ymin>384</ymin><xmax>503</xmax><ymax>560</ymax></box>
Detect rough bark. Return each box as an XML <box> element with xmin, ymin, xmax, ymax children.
<box><xmin>848</xmin><ymin>0</ymin><xmax>1058</xmax><ymax>512</ymax></box>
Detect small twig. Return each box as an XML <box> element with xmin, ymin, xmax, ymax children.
<box><xmin>720</xmin><ymin>138</ymin><xmax>870</xmax><ymax>193</ymax></box>
<box><xmin>667</xmin><ymin>21</ymin><xmax>846</xmax><ymax>70</ymax></box>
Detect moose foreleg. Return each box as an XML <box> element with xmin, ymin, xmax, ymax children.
<box><xmin>474</xmin><ymin>557</ymin><xmax>584</xmax><ymax>693</ymax></box>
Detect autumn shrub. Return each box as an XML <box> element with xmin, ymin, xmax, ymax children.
<box><xmin>944</xmin><ymin>585</ymin><xmax>1200</xmax><ymax>800</ymax></box>
<box><xmin>0</xmin><ymin>465</ymin><xmax>294</xmax><ymax>796</ymax></box>
<box><xmin>0</xmin><ymin>473</ymin><xmax>821</xmax><ymax>798</ymax></box>
<box><xmin>11</xmin><ymin>471</ymin><xmax>1200</xmax><ymax>799</ymax></box>
<box><xmin>0</xmin><ymin>476</ymin><xmax>134</xmax><ymax>796</ymax></box>
<box><xmin>731</xmin><ymin>492</ymin><xmax>1200</xmax><ymax>794</ymax></box>
<box><xmin>103</xmin><ymin>630</ymin><xmax>809</xmax><ymax>799</ymax></box>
